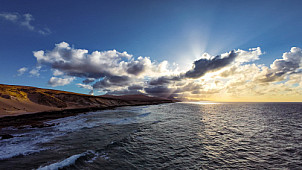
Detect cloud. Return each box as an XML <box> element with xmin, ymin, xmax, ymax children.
<box><xmin>184</xmin><ymin>50</ymin><xmax>238</xmax><ymax>78</ymax></box>
<box><xmin>48</xmin><ymin>77</ymin><xmax>75</xmax><ymax>87</ymax></box>
<box><xmin>147</xmin><ymin>48</ymin><xmax>261</xmax><ymax>87</ymax></box>
<box><xmin>34</xmin><ymin>42</ymin><xmax>131</xmax><ymax>79</ymax></box>
<box><xmin>77</xmin><ymin>83</ymin><xmax>94</xmax><ymax>95</ymax></box>
<box><xmin>98</xmin><ymin>84</ymin><xmax>144</xmax><ymax>95</ymax></box>
<box><xmin>174</xmin><ymin>82</ymin><xmax>203</xmax><ymax>94</ymax></box>
<box><xmin>28</xmin><ymin>42</ymin><xmax>302</xmax><ymax>101</ymax></box>
<box><xmin>105</xmin><ymin>89</ymin><xmax>143</xmax><ymax>95</ymax></box>
<box><xmin>33</xmin><ymin>42</ymin><xmax>174</xmax><ymax>90</ymax></box>
<box><xmin>29</xmin><ymin>66</ymin><xmax>41</xmax><ymax>77</ymax></box>
<box><xmin>184</xmin><ymin>47</ymin><xmax>261</xmax><ymax>79</ymax></box>
<box><xmin>255</xmin><ymin>47</ymin><xmax>302</xmax><ymax>82</ymax></box>
<box><xmin>148</xmin><ymin>75</ymin><xmax>182</xmax><ymax>86</ymax></box>
<box><xmin>52</xmin><ymin>69</ymin><xmax>64</xmax><ymax>76</ymax></box>
<box><xmin>144</xmin><ymin>86</ymin><xmax>176</xmax><ymax>98</ymax></box>
<box><xmin>0</xmin><ymin>12</ymin><xmax>18</xmax><ymax>22</ymax></box>
<box><xmin>82</xmin><ymin>78</ymin><xmax>95</xmax><ymax>84</ymax></box>
<box><xmin>93</xmin><ymin>76</ymin><xmax>131</xmax><ymax>89</ymax></box>
<box><xmin>20</xmin><ymin>13</ymin><xmax>34</xmax><ymax>30</ymax></box>
<box><xmin>17</xmin><ymin>67</ymin><xmax>28</xmax><ymax>76</ymax></box>
<box><xmin>33</xmin><ymin>42</ymin><xmax>175</xmax><ymax>80</ymax></box>
<box><xmin>128</xmin><ymin>85</ymin><xmax>143</xmax><ymax>90</ymax></box>
<box><xmin>0</xmin><ymin>12</ymin><xmax>51</xmax><ymax>35</ymax></box>
<box><xmin>125</xmin><ymin>57</ymin><xmax>150</xmax><ymax>75</ymax></box>
<box><xmin>76</xmin><ymin>83</ymin><xmax>93</xmax><ymax>90</ymax></box>
<box><xmin>38</xmin><ymin>28</ymin><xmax>51</xmax><ymax>35</ymax></box>
<box><xmin>89</xmin><ymin>90</ymin><xmax>94</xmax><ymax>95</ymax></box>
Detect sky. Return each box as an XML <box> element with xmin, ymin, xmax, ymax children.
<box><xmin>0</xmin><ymin>0</ymin><xmax>302</xmax><ymax>102</ymax></box>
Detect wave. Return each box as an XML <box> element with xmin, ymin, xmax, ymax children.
<box><xmin>0</xmin><ymin>144</ymin><xmax>50</xmax><ymax>160</ymax></box>
<box><xmin>37</xmin><ymin>150</ymin><xmax>99</xmax><ymax>170</ymax></box>
<box><xmin>0</xmin><ymin>106</ymin><xmax>152</xmax><ymax>160</ymax></box>
<box><xmin>0</xmin><ymin>131</ymin><xmax>56</xmax><ymax>160</ymax></box>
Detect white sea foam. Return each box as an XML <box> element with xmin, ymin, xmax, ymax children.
<box><xmin>0</xmin><ymin>116</ymin><xmax>86</xmax><ymax>160</ymax></box>
<box><xmin>0</xmin><ymin>111</ymin><xmax>115</xmax><ymax>160</ymax></box>
<box><xmin>0</xmin><ymin>131</ymin><xmax>57</xmax><ymax>160</ymax></box>
<box><xmin>0</xmin><ymin>106</ymin><xmax>152</xmax><ymax>160</ymax></box>
<box><xmin>37</xmin><ymin>150</ymin><xmax>98</xmax><ymax>170</ymax></box>
<box><xmin>86</xmin><ymin>151</ymin><xmax>104</xmax><ymax>163</ymax></box>
<box><xmin>99</xmin><ymin>152</ymin><xmax>110</xmax><ymax>160</ymax></box>
<box><xmin>0</xmin><ymin>142</ymin><xmax>50</xmax><ymax>160</ymax></box>
<box><xmin>0</xmin><ymin>111</ymin><xmax>110</xmax><ymax>160</ymax></box>
<box><xmin>37</xmin><ymin>153</ymin><xmax>84</xmax><ymax>170</ymax></box>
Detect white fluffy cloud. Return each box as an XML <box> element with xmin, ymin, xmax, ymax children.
<box><xmin>17</xmin><ymin>67</ymin><xmax>28</xmax><ymax>76</ymax></box>
<box><xmin>29</xmin><ymin>66</ymin><xmax>41</xmax><ymax>77</ymax></box>
<box><xmin>0</xmin><ymin>12</ymin><xmax>51</xmax><ymax>35</ymax></box>
<box><xmin>76</xmin><ymin>83</ymin><xmax>93</xmax><ymax>90</ymax></box>
<box><xmin>251</xmin><ymin>47</ymin><xmax>302</xmax><ymax>83</ymax></box>
<box><xmin>33</xmin><ymin>42</ymin><xmax>175</xmax><ymax>89</ymax></box>
<box><xmin>48</xmin><ymin>77</ymin><xmax>75</xmax><ymax>87</ymax></box>
<box><xmin>25</xmin><ymin>42</ymin><xmax>302</xmax><ymax>101</ymax></box>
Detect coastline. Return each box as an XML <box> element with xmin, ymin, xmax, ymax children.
<box><xmin>0</xmin><ymin>100</ymin><xmax>174</xmax><ymax>130</ymax></box>
<box><xmin>0</xmin><ymin>84</ymin><xmax>178</xmax><ymax>132</ymax></box>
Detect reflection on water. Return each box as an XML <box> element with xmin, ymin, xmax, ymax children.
<box><xmin>181</xmin><ymin>101</ymin><xmax>221</xmax><ymax>105</ymax></box>
<box><xmin>1</xmin><ymin>102</ymin><xmax>302</xmax><ymax>169</ymax></box>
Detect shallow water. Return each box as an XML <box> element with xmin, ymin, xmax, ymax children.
<box><xmin>1</xmin><ymin>102</ymin><xmax>302</xmax><ymax>169</ymax></box>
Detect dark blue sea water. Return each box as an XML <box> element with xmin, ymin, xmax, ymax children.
<box><xmin>1</xmin><ymin>102</ymin><xmax>302</xmax><ymax>169</ymax></box>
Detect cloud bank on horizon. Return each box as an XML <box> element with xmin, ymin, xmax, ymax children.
<box><xmin>18</xmin><ymin>42</ymin><xmax>302</xmax><ymax>102</ymax></box>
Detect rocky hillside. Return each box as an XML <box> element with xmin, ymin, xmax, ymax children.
<box><xmin>0</xmin><ymin>84</ymin><xmax>175</xmax><ymax>118</ymax></box>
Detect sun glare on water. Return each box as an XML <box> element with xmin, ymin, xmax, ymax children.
<box><xmin>182</xmin><ymin>101</ymin><xmax>221</xmax><ymax>105</ymax></box>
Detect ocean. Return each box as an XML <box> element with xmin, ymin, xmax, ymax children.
<box><xmin>1</xmin><ymin>102</ymin><xmax>302</xmax><ymax>169</ymax></box>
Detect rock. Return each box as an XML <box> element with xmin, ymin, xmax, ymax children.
<box><xmin>0</xmin><ymin>94</ymin><xmax>11</xmax><ymax>99</ymax></box>
<box><xmin>0</xmin><ymin>134</ymin><xmax>13</xmax><ymax>140</ymax></box>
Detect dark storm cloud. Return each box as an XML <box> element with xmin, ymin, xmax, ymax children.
<box><xmin>106</xmin><ymin>89</ymin><xmax>143</xmax><ymax>95</ymax></box>
<box><xmin>147</xmin><ymin>50</ymin><xmax>239</xmax><ymax>87</ymax></box>
<box><xmin>185</xmin><ymin>50</ymin><xmax>238</xmax><ymax>78</ymax></box>
<box><xmin>126</xmin><ymin>62</ymin><xmax>145</xmax><ymax>75</ymax></box>
<box><xmin>144</xmin><ymin>51</ymin><xmax>239</xmax><ymax>97</ymax></box>
<box><xmin>101</xmin><ymin>84</ymin><xmax>143</xmax><ymax>96</ymax></box>
<box><xmin>148</xmin><ymin>75</ymin><xmax>182</xmax><ymax>86</ymax></box>
<box><xmin>128</xmin><ymin>85</ymin><xmax>143</xmax><ymax>90</ymax></box>
<box><xmin>82</xmin><ymin>78</ymin><xmax>96</xmax><ymax>84</ymax></box>
<box><xmin>144</xmin><ymin>86</ymin><xmax>176</xmax><ymax>98</ymax></box>
<box><xmin>50</xmin><ymin>59</ymin><xmax>111</xmax><ymax>79</ymax></box>
<box><xmin>93</xmin><ymin>75</ymin><xmax>131</xmax><ymax>89</ymax></box>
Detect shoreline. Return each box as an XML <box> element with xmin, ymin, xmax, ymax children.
<box><xmin>0</xmin><ymin>101</ymin><xmax>173</xmax><ymax>130</ymax></box>
<box><xmin>0</xmin><ymin>84</ymin><xmax>178</xmax><ymax>132</ymax></box>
